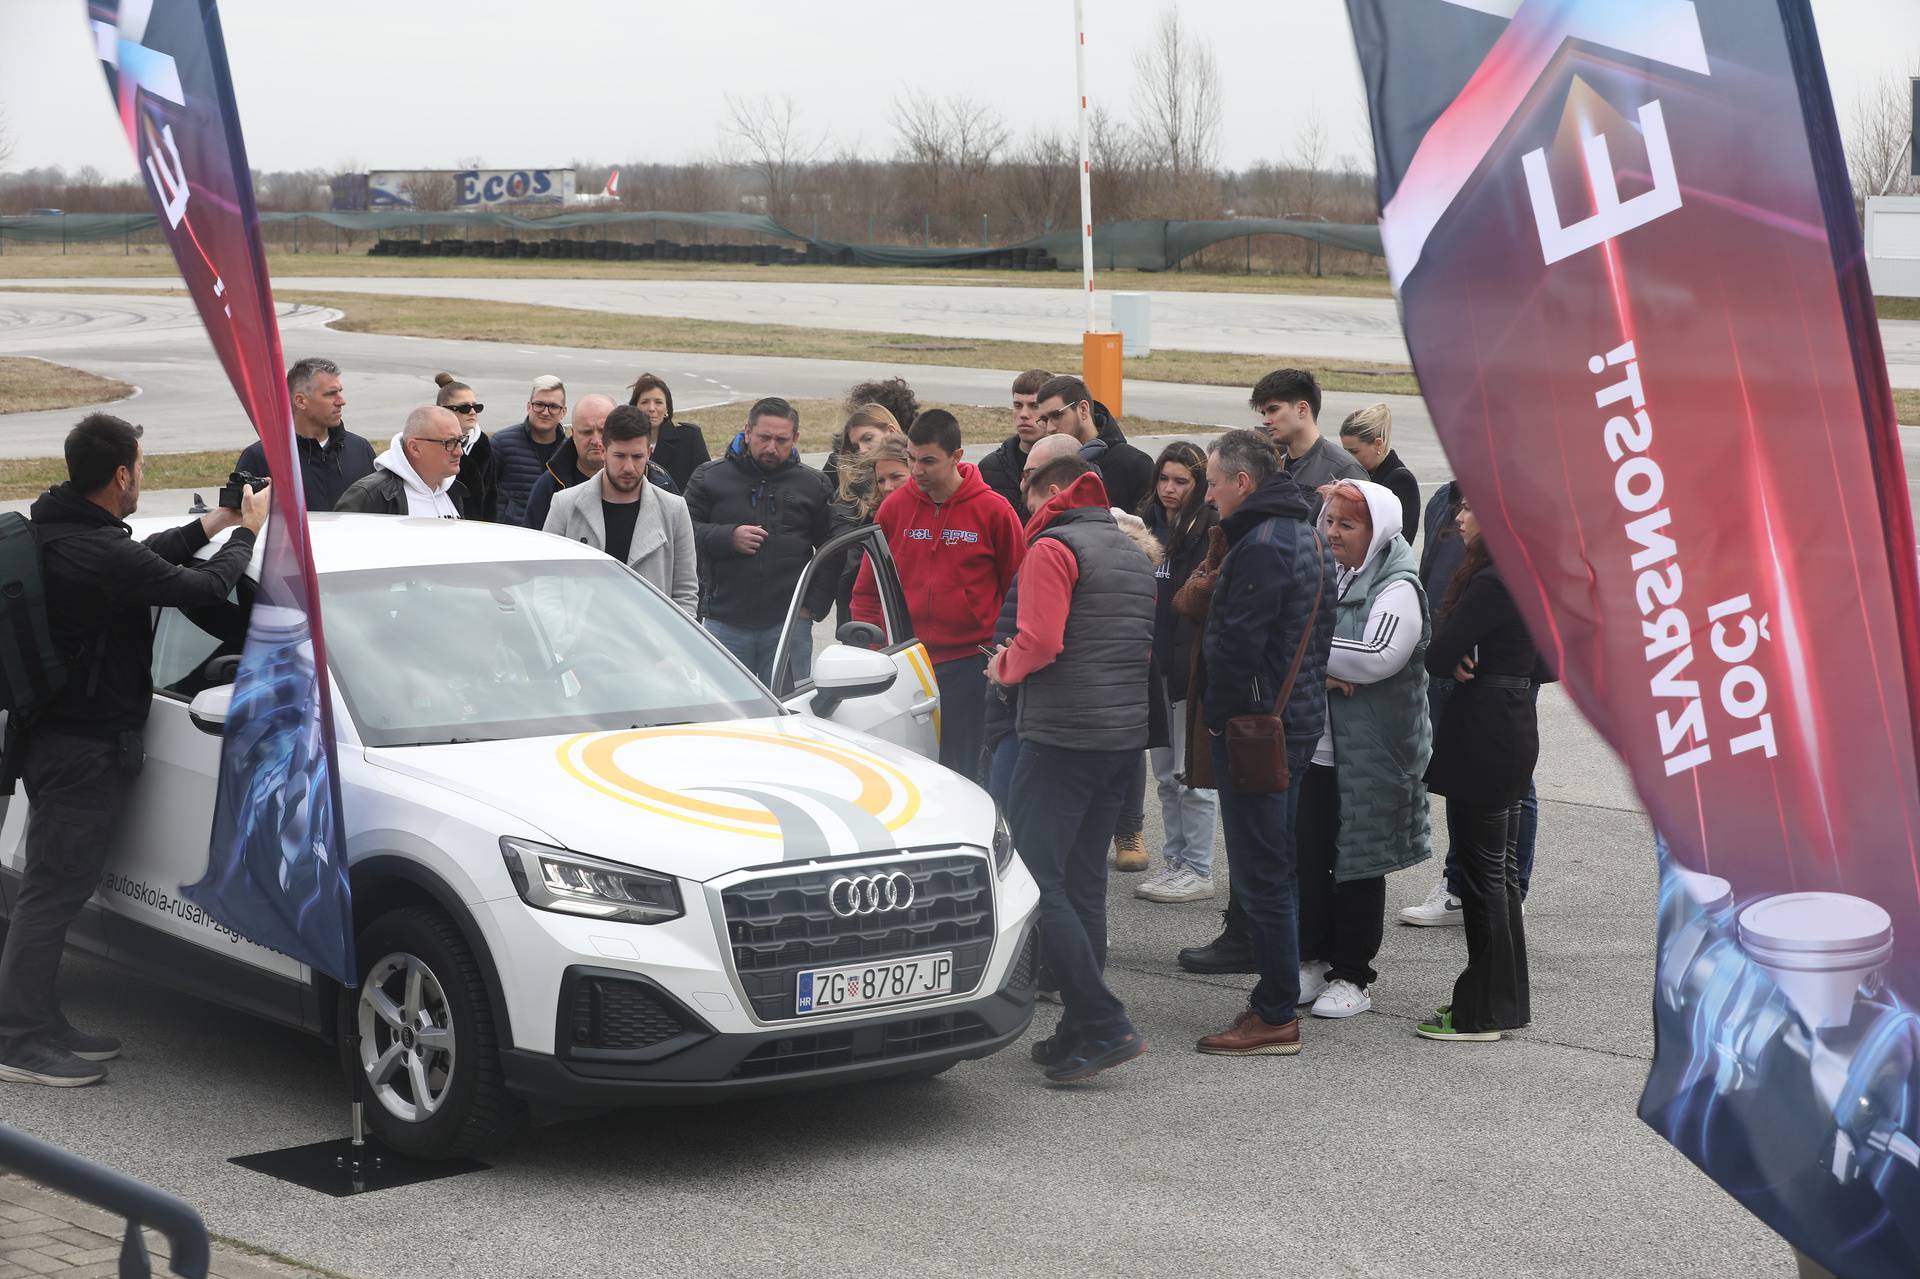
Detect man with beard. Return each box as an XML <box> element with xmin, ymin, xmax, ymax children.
<box><xmin>684</xmin><ymin>397</ymin><xmax>836</xmax><ymax>686</ymax></box>
<box><xmin>543</xmin><ymin>405</ymin><xmax>698</xmax><ymax>612</ymax></box>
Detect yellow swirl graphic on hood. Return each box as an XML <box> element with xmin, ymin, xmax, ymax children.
<box><xmin>556</xmin><ymin>725</ymin><xmax>922</xmax><ymax>839</ymax></box>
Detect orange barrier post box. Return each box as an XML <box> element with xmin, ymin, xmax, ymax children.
<box><xmin>1082</xmin><ymin>332</ymin><xmax>1123</xmax><ymax>416</ymax></box>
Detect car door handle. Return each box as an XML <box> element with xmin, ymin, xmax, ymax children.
<box><xmin>909</xmin><ymin>696</ymin><xmax>939</xmax><ymax>719</ymax></box>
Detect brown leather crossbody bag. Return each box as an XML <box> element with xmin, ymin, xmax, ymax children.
<box><xmin>1222</xmin><ymin>539</ymin><xmax>1325</xmax><ymax>795</ymax></box>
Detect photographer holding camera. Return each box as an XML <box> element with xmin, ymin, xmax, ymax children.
<box><xmin>0</xmin><ymin>414</ymin><xmax>268</xmax><ymax>1089</ymax></box>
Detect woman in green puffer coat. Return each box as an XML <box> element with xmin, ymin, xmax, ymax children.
<box><xmin>1295</xmin><ymin>478</ymin><xmax>1433</xmax><ymax>1019</ymax></box>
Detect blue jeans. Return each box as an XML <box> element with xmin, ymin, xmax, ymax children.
<box><xmin>705</xmin><ymin>617</ymin><xmax>810</xmax><ymax>689</ymax></box>
<box><xmin>1150</xmin><ymin>701</ymin><xmax>1215</xmax><ymax>875</ymax></box>
<box><xmin>934</xmin><ymin>655</ymin><xmax>988</xmax><ymax>783</ymax></box>
<box><xmin>986</xmin><ymin>734</ymin><xmax>1020</xmax><ymax>812</ymax></box>
<box><xmin>1210</xmin><ymin>734</ymin><xmax>1313</xmax><ymax>1025</ymax></box>
<box><xmin>1431</xmin><ymin>678</ymin><xmax>1538</xmax><ymax>899</ymax></box>
<box><xmin>1007</xmin><ymin>740</ymin><xmax>1136</xmax><ymax>1041</ymax></box>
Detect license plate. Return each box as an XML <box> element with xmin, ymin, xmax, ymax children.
<box><xmin>795</xmin><ymin>952</ymin><xmax>954</xmax><ymax>1016</ymax></box>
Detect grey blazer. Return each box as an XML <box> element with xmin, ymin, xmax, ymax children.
<box><xmin>543</xmin><ymin>475</ymin><xmax>699</xmax><ymax>614</ymax></box>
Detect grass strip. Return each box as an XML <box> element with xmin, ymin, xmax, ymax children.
<box><xmin>0</xmin><ymin>449</ymin><xmax>234</xmax><ymax>500</ymax></box>
<box><xmin>273</xmin><ymin>289</ymin><xmax>1424</xmax><ymax>399</ymax></box>
<box><xmin>0</xmin><ymin>356</ymin><xmax>134</xmax><ymax>415</ymax></box>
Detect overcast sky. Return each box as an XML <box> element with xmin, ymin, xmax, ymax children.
<box><xmin>2</xmin><ymin>0</ymin><xmax>1915</xmax><ymax>177</ymax></box>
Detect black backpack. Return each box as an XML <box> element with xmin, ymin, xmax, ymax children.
<box><xmin>0</xmin><ymin>511</ymin><xmax>83</xmax><ymax>716</ymax></box>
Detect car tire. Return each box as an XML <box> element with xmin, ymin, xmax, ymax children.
<box><xmin>337</xmin><ymin>906</ymin><xmax>523</xmax><ymax>1160</ymax></box>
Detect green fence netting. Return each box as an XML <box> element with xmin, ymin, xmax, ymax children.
<box><xmin>0</xmin><ymin>210</ymin><xmax>1382</xmax><ymax>270</ymax></box>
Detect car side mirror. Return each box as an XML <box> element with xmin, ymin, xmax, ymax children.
<box><xmin>808</xmin><ymin>644</ymin><xmax>897</xmax><ymax>718</ymax></box>
<box><xmin>188</xmin><ymin>684</ymin><xmax>234</xmax><ymax>736</ymax></box>
<box><xmin>835</xmin><ymin>620</ymin><xmax>885</xmax><ymax>648</ymax></box>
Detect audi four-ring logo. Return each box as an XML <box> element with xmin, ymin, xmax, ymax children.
<box><xmin>828</xmin><ymin>872</ymin><xmax>916</xmax><ymax>917</ymax></box>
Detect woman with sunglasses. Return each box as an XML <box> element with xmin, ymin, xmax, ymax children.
<box><xmin>433</xmin><ymin>373</ymin><xmax>501</xmax><ymax>522</ymax></box>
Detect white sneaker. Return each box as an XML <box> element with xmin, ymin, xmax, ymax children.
<box><xmin>1297</xmin><ymin>959</ymin><xmax>1332</xmax><ymax>1006</ymax></box>
<box><xmin>1311</xmin><ymin>978</ymin><xmax>1372</xmax><ymax>1019</ymax></box>
<box><xmin>1139</xmin><ymin>869</ymin><xmax>1216</xmax><ymax>903</ymax></box>
<box><xmin>1133</xmin><ymin>867</ymin><xmax>1181</xmax><ymax>899</ymax></box>
<box><xmin>1399</xmin><ymin>881</ymin><xmax>1465</xmax><ymax>927</ymax></box>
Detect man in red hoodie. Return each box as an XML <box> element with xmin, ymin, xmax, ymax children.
<box><xmin>851</xmin><ymin>409</ymin><xmax>1023</xmax><ymax>781</ymax></box>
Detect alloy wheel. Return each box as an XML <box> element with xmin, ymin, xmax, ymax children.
<box><xmin>357</xmin><ymin>950</ymin><xmax>458</xmax><ymax>1124</ymax></box>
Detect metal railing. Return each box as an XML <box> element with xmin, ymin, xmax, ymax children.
<box><xmin>0</xmin><ymin>1122</ymin><xmax>209</xmax><ymax>1278</ymax></box>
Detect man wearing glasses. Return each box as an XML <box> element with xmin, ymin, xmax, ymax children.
<box><xmin>492</xmin><ymin>375</ymin><xmax>568</xmax><ymax>525</ymax></box>
<box><xmin>336</xmin><ymin>405</ymin><xmax>470</xmax><ymax>518</ymax></box>
<box><xmin>1030</xmin><ymin>374</ymin><xmax>1153</xmax><ymax>516</ymax></box>
<box><xmin>235</xmin><ymin>357</ymin><xmax>374</xmax><ymax>513</ymax></box>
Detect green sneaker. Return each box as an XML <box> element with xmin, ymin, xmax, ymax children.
<box><xmin>1416</xmin><ymin>1008</ymin><xmax>1502</xmax><ymax>1042</ymax></box>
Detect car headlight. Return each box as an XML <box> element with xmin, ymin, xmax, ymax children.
<box><xmin>992</xmin><ymin>812</ymin><xmax>1017</xmax><ymax>877</ymax></box>
<box><xmin>499</xmin><ymin>837</ymin><xmax>683</xmax><ymax>925</ymax></box>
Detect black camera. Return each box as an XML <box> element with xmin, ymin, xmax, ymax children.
<box><xmin>218</xmin><ymin>470</ymin><xmax>268</xmax><ymax>510</ymax></box>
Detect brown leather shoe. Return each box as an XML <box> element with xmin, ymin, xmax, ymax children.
<box><xmin>1196</xmin><ymin>1010</ymin><xmax>1302</xmax><ymax>1056</ymax></box>
<box><xmin>1112</xmin><ymin>830</ymin><xmax>1149</xmax><ymax>872</ymax></box>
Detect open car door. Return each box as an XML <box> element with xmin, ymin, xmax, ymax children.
<box><xmin>771</xmin><ymin>525</ymin><xmax>940</xmax><ymax>760</ymax></box>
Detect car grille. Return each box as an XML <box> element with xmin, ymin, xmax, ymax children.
<box><xmin>567</xmin><ymin>975</ymin><xmax>693</xmax><ymax>1053</ymax></box>
<box><xmin>728</xmin><ymin>1012</ymin><xmax>993</xmax><ymax>1080</ymax></box>
<box><xmin>719</xmin><ymin>853</ymin><xmax>996</xmax><ymax>1021</ymax></box>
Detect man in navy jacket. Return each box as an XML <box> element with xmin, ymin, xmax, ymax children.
<box><xmin>1188</xmin><ymin>429</ymin><xmax>1336</xmax><ymax>1057</ymax></box>
<box><xmin>234</xmin><ymin>358</ymin><xmax>372</xmax><ymax>513</ymax></box>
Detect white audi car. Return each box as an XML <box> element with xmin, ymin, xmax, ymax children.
<box><xmin>0</xmin><ymin>514</ymin><xmax>1040</xmax><ymax>1158</ymax></box>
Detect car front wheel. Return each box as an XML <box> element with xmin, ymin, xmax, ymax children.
<box><xmin>339</xmin><ymin>906</ymin><xmax>521</xmax><ymax>1159</ymax></box>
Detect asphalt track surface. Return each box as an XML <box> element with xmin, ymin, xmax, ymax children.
<box><xmin>0</xmin><ymin>283</ymin><xmax>1817</xmax><ymax>1276</ymax></box>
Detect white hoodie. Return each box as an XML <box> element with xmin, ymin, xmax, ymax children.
<box><xmin>376</xmin><ymin>433</ymin><xmax>461</xmax><ymax>519</ymax></box>
<box><xmin>1313</xmin><ymin>479</ymin><xmax>1422</xmax><ymax>768</ymax></box>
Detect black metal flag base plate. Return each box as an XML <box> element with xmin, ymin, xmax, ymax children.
<box><xmin>229</xmin><ymin>1138</ymin><xmax>487</xmax><ymax>1197</ymax></box>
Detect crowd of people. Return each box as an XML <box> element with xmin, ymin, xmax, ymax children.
<box><xmin>0</xmin><ymin>352</ymin><xmax>1548</xmax><ymax>1089</ymax></box>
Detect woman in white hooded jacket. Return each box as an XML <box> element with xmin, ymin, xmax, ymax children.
<box><xmin>1294</xmin><ymin>478</ymin><xmax>1434</xmax><ymax>1019</ymax></box>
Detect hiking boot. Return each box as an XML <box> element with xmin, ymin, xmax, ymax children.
<box><xmin>1112</xmin><ymin>831</ymin><xmax>1150</xmax><ymax>872</ymax></box>
<box><xmin>0</xmin><ymin>1040</ymin><xmax>106</xmax><ymax>1088</ymax></box>
<box><xmin>1196</xmin><ymin>1010</ymin><xmax>1302</xmax><ymax>1056</ymax></box>
<box><xmin>1177</xmin><ymin>913</ymin><xmax>1255</xmax><ymax>974</ymax></box>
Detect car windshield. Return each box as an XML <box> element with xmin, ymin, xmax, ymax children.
<box><xmin>321</xmin><ymin>559</ymin><xmax>779</xmax><ymax>747</ymax></box>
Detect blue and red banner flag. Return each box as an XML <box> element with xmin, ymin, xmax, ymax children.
<box><xmin>89</xmin><ymin>0</ymin><xmax>352</xmax><ymax>986</ymax></box>
<box><xmin>1348</xmin><ymin>1</ymin><xmax>1920</xmax><ymax>1271</ymax></box>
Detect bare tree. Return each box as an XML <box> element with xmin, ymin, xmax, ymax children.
<box><xmin>1087</xmin><ymin>105</ymin><xmax>1146</xmax><ymax>222</ymax></box>
<box><xmin>722</xmin><ymin>94</ymin><xmax>823</xmax><ymax>219</ymax></box>
<box><xmin>892</xmin><ymin>90</ymin><xmax>1009</xmax><ymax>228</ymax></box>
<box><xmin>1001</xmin><ymin>127</ymin><xmax>1077</xmax><ymax>236</ymax></box>
<box><xmin>409</xmin><ymin>171</ymin><xmax>459</xmax><ymax>211</ymax></box>
<box><xmin>0</xmin><ymin>106</ymin><xmax>14</xmax><ymax>172</ymax></box>
<box><xmin>1131</xmin><ymin>5</ymin><xmax>1223</xmax><ymax>192</ymax></box>
<box><xmin>1286</xmin><ymin>113</ymin><xmax>1330</xmax><ymax>218</ymax></box>
<box><xmin>1846</xmin><ymin>67</ymin><xmax>1918</xmax><ymax>201</ymax></box>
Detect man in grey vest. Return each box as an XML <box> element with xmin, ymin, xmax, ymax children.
<box><xmin>986</xmin><ymin>453</ymin><xmax>1155</xmax><ymax>1085</ymax></box>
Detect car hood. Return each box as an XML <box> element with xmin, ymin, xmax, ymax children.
<box><xmin>363</xmin><ymin>715</ymin><xmax>996</xmax><ymax>881</ymax></box>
